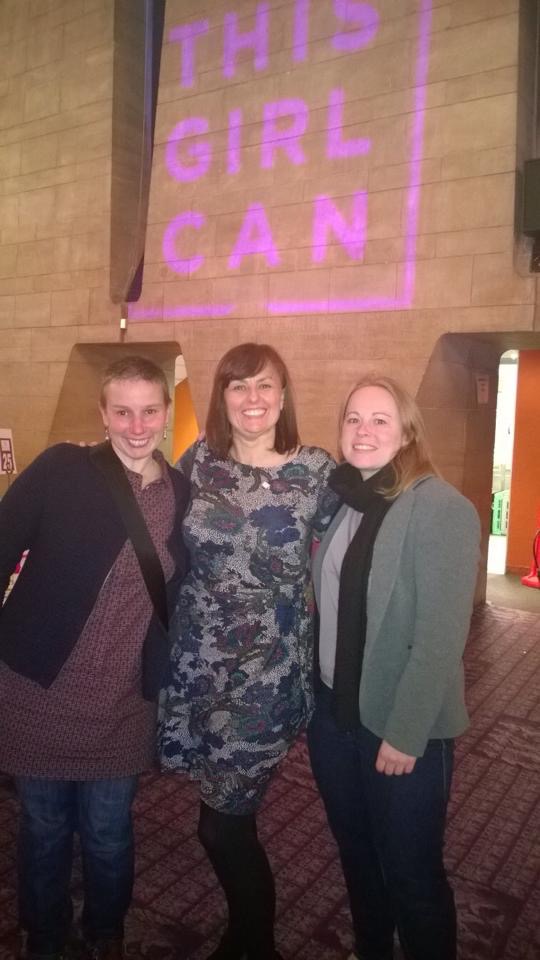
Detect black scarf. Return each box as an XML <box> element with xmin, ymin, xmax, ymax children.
<box><xmin>328</xmin><ymin>461</ymin><xmax>395</xmax><ymax>731</ymax></box>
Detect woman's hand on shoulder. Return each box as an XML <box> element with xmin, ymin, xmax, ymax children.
<box><xmin>61</xmin><ymin>440</ymin><xmax>99</xmax><ymax>446</ymax></box>
<box><xmin>375</xmin><ymin>739</ymin><xmax>417</xmax><ymax>776</ymax></box>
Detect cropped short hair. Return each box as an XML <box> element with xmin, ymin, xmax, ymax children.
<box><xmin>339</xmin><ymin>374</ymin><xmax>437</xmax><ymax>498</ymax></box>
<box><xmin>100</xmin><ymin>356</ymin><xmax>171</xmax><ymax>407</ymax></box>
<box><xmin>206</xmin><ymin>342</ymin><xmax>299</xmax><ymax>459</ymax></box>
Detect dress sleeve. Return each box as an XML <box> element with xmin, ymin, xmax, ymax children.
<box><xmin>0</xmin><ymin>448</ymin><xmax>51</xmax><ymax>602</ymax></box>
<box><xmin>312</xmin><ymin>452</ymin><xmax>339</xmax><ymax>541</ymax></box>
<box><xmin>382</xmin><ymin>487</ymin><xmax>480</xmax><ymax>757</ymax></box>
<box><xmin>174</xmin><ymin>441</ymin><xmax>198</xmax><ymax>480</ymax></box>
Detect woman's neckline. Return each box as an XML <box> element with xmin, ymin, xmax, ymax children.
<box><xmin>226</xmin><ymin>445</ymin><xmax>303</xmax><ymax>471</ymax></box>
<box><xmin>122</xmin><ymin>449</ymin><xmax>164</xmax><ymax>489</ymax></box>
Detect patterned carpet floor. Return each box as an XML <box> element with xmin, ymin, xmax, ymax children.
<box><xmin>0</xmin><ymin>603</ymin><xmax>539</xmax><ymax>959</ymax></box>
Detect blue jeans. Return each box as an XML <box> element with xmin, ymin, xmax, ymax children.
<box><xmin>307</xmin><ymin>685</ymin><xmax>456</xmax><ymax>960</ymax></box>
<box><xmin>15</xmin><ymin>776</ymin><xmax>138</xmax><ymax>955</ymax></box>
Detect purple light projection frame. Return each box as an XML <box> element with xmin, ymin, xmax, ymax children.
<box><xmin>128</xmin><ymin>0</ymin><xmax>432</xmax><ymax>323</ymax></box>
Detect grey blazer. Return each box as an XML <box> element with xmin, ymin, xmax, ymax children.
<box><xmin>314</xmin><ymin>476</ymin><xmax>481</xmax><ymax>757</ymax></box>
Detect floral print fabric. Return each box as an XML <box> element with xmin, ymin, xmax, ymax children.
<box><xmin>159</xmin><ymin>441</ymin><xmax>336</xmax><ymax>813</ymax></box>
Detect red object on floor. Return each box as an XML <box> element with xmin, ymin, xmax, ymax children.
<box><xmin>521</xmin><ymin>529</ymin><xmax>540</xmax><ymax>589</ymax></box>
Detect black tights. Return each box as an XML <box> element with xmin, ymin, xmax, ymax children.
<box><xmin>197</xmin><ymin>801</ymin><xmax>276</xmax><ymax>960</ymax></box>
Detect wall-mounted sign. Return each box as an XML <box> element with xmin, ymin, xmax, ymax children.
<box><xmin>129</xmin><ymin>0</ymin><xmax>433</xmax><ymax>321</ymax></box>
<box><xmin>0</xmin><ymin>429</ymin><xmax>17</xmax><ymax>475</ymax></box>
<box><xmin>475</xmin><ymin>374</ymin><xmax>490</xmax><ymax>406</ymax></box>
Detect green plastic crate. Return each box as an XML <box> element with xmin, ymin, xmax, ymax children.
<box><xmin>491</xmin><ymin>489</ymin><xmax>510</xmax><ymax>536</ymax></box>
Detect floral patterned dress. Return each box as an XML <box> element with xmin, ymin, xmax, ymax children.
<box><xmin>159</xmin><ymin>441</ymin><xmax>337</xmax><ymax>814</ymax></box>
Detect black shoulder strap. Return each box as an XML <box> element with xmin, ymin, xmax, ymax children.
<box><xmin>90</xmin><ymin>443</ymin><xmax>168</xmax><ymax>631</ymax></box>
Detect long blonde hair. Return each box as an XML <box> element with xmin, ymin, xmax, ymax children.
<box><xmin>339</xmin><ymin>375</ymin><xmax>438</xmax><ymax>498</ymax></box>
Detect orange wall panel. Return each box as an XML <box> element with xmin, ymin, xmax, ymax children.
<box><xmin>172</xmin><ymin>379</ymin><xmax>199</xmax><ymax>464</ymax></box>
<box><xmin>507</xmin><ymin>351</ymin><xmax>540</xmax><ymax>573</ymax></box>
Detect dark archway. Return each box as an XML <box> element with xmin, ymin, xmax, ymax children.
<box><xmin>417</xmin><ymin>330</ymin><xmax>540</xmax><ymax>603</ymax></box>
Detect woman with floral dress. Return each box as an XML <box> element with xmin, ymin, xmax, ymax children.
<box><xmin>159</xmin><ymin>343</ymin><xmax>336</xmax><ymax>960</ymax></box>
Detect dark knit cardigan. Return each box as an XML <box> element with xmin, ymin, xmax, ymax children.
<box><xmin>0</xmin><ymin>442</ymin><xmax>190</xmax><ymax>699</ymax></box>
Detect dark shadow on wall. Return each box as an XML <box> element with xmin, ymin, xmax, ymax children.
<box><xmin>110</xmin><ymin>0</ymin><xmax>166</xmax><ymax>304</ymax></box>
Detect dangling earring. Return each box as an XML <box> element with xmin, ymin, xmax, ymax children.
<box><xmin>163</xmin><ymin>424</ymin><xmax>168</xmax><ymax>440</ymax></box>
<box><xmin>104</xmin><ymin>427</ymin><xmax>110</xmax><ymax>441</ymax></box>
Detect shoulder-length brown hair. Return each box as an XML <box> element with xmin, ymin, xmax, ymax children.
<box><xmin>339</xmin><ymin>374</ymin><xmax>438</xmax><ymax>498</ymax></box>
<box><xmin>206</xmin><ymin>342</ymin><xmax>299</xmax><ymax>459</ymax></box>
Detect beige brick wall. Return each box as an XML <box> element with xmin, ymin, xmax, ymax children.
<box><xmin>137</xmin><ymin>0</ymin><xmax>535</xmax><ymax>434</ymax></box>
<box><xmin>0</xmin><ymin>0</ymin><xmax>115</xmax><ymax>474</ymax></box>
<box><xmin>1</xmin><ymin>0</ymin><xmax>539</xmax><ymax>597</ymax></box>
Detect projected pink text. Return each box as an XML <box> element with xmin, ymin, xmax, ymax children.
<box><xmin>128</xmin><ymin>0</ymin><xmax>433</xmax><ymax>322</ymax></box>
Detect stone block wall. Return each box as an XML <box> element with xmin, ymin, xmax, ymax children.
<box><xmin>0</xmin><ymin>0</ymin><xmax>116</xmax><ymax>474</ymax></box>
<box><xmin>1</xmin><ymin>0</ymin><xmax>540</xmax><ymax>595</ymax></box>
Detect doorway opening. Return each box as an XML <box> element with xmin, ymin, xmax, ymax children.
<box><xmin>416</xmin><ymin>331</ymin><xmax>540</xmax><ymax>610</ymax></box>
<box><xmin>487</xmin><ymin>350</ymin><xmax>518</xmax><ymax>575</ymax></box>
<box><xmin>486</xmin><ymin>348</ymin><xmax>540</xmax><ymax>612</ymax></box>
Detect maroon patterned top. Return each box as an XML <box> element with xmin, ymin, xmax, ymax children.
<box><xmin>0</xmin><ymin>462</ymin><xmax>175</xmax><ymax>779</ymax></box>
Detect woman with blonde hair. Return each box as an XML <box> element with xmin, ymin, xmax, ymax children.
<box><xmin>308</xmin><ymin>374</ymin><xmax>480</xmax><ymax>960</ymax></box>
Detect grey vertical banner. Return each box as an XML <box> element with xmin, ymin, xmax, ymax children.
<box><xmin>110</xmin><ymin>0</ymin><xmax>166</xmax><ymax>303</ymax></box>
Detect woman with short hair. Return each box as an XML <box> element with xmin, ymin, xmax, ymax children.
<box><xmin>0</xmin><ymin>356</ymin><xmax>189</xmax><ymax>960</ymax></box>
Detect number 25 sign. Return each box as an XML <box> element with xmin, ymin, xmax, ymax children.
<box><xmin>0</xmin><ymin>431</ymin><xmax>17</xmax><ymax>475</ymax></box>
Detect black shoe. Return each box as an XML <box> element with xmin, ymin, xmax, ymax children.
<box><xmin>26</xmin><ymin>954</ymin><xmax>64</xmax><ymax>960</ymax></box>
<box><xmin>206</xmin><ymin>930</ymin><xmax>245</xmax><ymax>960</ymax></box>
<box><xmin>87</xmin><ymin>941</ymin><xmax>124</xmax><ymax>960</ymax></box>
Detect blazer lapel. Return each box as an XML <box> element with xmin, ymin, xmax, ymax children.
<box><xmin>316</xmin><ymin>476</ymin><xmax>432</xmax><ymax>655</ymax></box>
<box><xmin>365</xmin><ymin>483</ymin><xmax>418</xmax><ymax>652</ymax></box>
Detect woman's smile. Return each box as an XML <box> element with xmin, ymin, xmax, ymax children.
<box><xmin>341</xmin><ymin>384</ymin><xmax>404</xmax><ymax>476</ymax></box>
<box><xmin>224</xmin><ymin>362</ymin><xmax>284</xmax><ymax>443</ymax></box>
